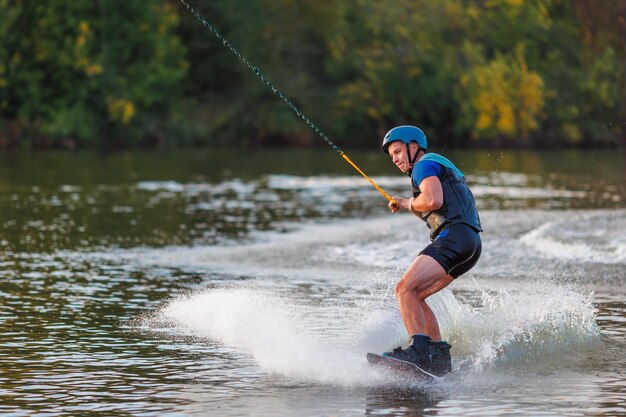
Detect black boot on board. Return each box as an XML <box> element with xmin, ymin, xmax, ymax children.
<box><xmin>382</xmin><ymin>334</ymin><xmax>432</xmax><ymax>370</ymax></box>
<box><xmin>429</xmin><ymin>341</ymin><xmax>452</xmax><ymax>376</ymax></box>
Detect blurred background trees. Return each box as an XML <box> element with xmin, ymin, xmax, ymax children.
<box><xmin>0</xmin><ymin>0</ymin><xmax>186</xmax><ymax>148</ymax></box>
<box><xmin>0</xmin><ymin>0</ymin><xmax>623</xmax><ymax>149</ymax></box>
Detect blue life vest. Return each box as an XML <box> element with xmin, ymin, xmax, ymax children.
<box><xmin>411</xmin><ymin>153</ymin><xmax>482</xmax><ymax>240</ymax></box>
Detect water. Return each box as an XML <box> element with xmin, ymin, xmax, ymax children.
<box><xmin>0</xmin><ymin>148</ymin><xmax>624</xmax><ymax>416</ymax></box>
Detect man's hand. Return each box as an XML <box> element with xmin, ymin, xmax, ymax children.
<box><xmin>389</xmin><ymin>196</ymin><xmax>409</xmax><ymax>213</ymax></box>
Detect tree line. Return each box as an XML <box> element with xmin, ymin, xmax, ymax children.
<box><xmin>0</xmin><ymin>0</ymin><xmax>624</xmax><ymax>149</ymax></box>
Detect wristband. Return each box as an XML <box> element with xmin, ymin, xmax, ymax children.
<box><xmin>407</xmin><ymin>197</ymin><xmax>415</xmax><ymax>213</ymax></box>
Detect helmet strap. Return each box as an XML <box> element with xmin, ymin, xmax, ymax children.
<box><xmin>406</xmin><ymin>143</ymin><xmax>421</xmax><ymax>176</ymax></box>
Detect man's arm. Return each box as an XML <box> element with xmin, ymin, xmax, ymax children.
<box><xmin>412</xmin><ymin>176</ymin><xmax>443</xmax><ymax>213</ymax></box>
<box><xmin>388</xmin><ymin>176</ymin><xmax>443</xmax><ymax>214</ymax></box>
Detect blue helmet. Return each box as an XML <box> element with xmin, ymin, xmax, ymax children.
<box><xmin>381</xmin><ymin>125</ymin><xmax>428</xmax><ymax>154</ymax></box>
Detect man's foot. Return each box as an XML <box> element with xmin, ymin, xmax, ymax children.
<box><xmin>382</xmin><ymin>334</ymin><xmax>432</xmax><ymax>370</ymax></box>
<box><xmin>429</xmin><ymin>341</ymin><xmax>452</xmax><ymax>376</ymax></box>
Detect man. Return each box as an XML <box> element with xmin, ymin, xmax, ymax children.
<box><xmin>380</xmin><ymin>125</ymin><xmax>482</xmax><ymax>376</ymax></box>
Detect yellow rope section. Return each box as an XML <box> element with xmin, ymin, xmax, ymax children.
<box><xmin>340</xmin><ymin>153</ymin><xmax>397</xmax><ymax>205</ymax></box>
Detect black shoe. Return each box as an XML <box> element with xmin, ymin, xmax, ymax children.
<box><xmin>382</xmin><ymin>334</ymin><xmax>432</xmax><ymax>370</ymax></box>
<box><xmin>429</xmin><ymin>341</ymin><xmax>452</xmax><ymax>376</ymax></box>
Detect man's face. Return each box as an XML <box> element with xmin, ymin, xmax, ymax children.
<box><xmin>388</xmin><ymin>141</ymin><xmax>417</xmax><ymax>173</ymax></box>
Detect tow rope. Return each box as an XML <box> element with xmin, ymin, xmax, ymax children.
<box><xmin>178</xmin><ymin>0</ymin><xmax>396</xmax><ymax>205</ymax></box>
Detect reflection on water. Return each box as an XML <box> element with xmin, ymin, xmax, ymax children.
<box><xmin>0</xmin><ymin>149</ymin><xmax>624</xmax><ymax>416</ymax></box>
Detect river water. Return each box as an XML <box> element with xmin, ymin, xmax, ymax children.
<box><xmin>0</xmin><ymin>148</ymin><xmax>624</xmax><ymax>416</ymax></box>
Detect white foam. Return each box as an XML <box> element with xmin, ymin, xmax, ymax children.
<box><xmin>156</xmin><ymin>276</ymin><xmax>601</xmax><ymax>386</ymax></box>
<box><xmin>136</xmin><ymin>181</ymin><xmax>186</xmax><ymax>192</ymax></box>
<box><xmin>130</xmin><ymin>171</ymin><xmax>597</xmax><ymax>217</ymax></box>
<box><xmin>472</xmin><ymin>185</ymin><xmax>586</xmax><ymax>199</ymax></box>
<box><xmin>267</xmin><ymin>173</ymin><xmax>587</xmax><ymax>200</ymax></box>
<box><xmin>136</xmin><ymin>180</ymin><xmax>257</xmax><ymax>196</ymax></box>
<box><xmin>82</xmin><ymin>215</ymin><xmax>410</xmax><ymax>276</ymax></box>
<box><xmin>161</xmin><ymin>288</ymin><xmax>397</xmax><ymax>386</ymax></box>
<box><xmin>520</xmin><ymin>211</ymin><xmax>626</xmax><ymax>264</ymax></box>
<box><xmin>468</xmin><ymin>171</ymin><xmax>541</xmax><ymax>186</ymax></box>
<box><xmin>446</xmin><ymin>280</ymin><xmax>600</xmax><ymax>370</ymax></box>
<box><xmin>266</xmin><ymin>175</ymin><xmax>405</xmax><ymax>191</ymax></box>
<box><xmin>316</xmin><ymin>230</ymin><xmax>430</xmax><ymax>268</ymax></box>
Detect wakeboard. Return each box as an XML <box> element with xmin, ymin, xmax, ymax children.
<box><xmin>366</xmin><ymin>352</ymin><xmax>438</xmax><ymax>382</ymax></box>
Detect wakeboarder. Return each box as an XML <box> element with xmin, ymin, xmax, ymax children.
<box><xmin>373</xmin><ymin>125</ymin><xmax>482</xmax><ymax>377</ymax></box>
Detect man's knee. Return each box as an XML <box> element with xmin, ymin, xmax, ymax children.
<box><xmin>394</xmin><ymin>277</ymin><xmax>427</xmax><ymax>300</ymax></box>
<box><xmin>393</xmin><ymin>280</ymin><xmax>406</xmax><ymax>298</ymax></box>
<box><xmin>393</xmin><ymin>278</ymin><xmax>411</xmax><ymax>299</ymax></box>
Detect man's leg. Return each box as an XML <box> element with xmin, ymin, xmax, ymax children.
<box><xmin>394</xmin><ymin>254</ymin><xmax>452</xmax><ymax>340</ymax></box>
<box><xmin>418</xmin><ymin>274</ymin><xmax>454</xmax><ymax>340</ymax></box>
<box><xmin>381</xmin><ymin>255</ymin><xmax>453</xmax><ymax>370</ymax></box>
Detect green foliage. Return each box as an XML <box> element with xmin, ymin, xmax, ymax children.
<box><xmin>0</xmin><ymin>0</ymin><xmax>187</xmax><ymax>147</ymax></box>
<box><xmin>330</xmin><ymin>0</ymin><xmax>459</xmax><ymax>142</ymax></box>
<box><xmin>456</xmin><ymin>45</ymin><xmax>544</xmax><ymax>142</ymax></box>
<box><xmin>0</xmin><ymin>0</ymin><xmax>624</xmax><ymax>148</ymax></box>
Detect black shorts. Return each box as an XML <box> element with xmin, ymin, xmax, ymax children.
<box><xmin>420</xmin><ymin>223</ymin><xmax>482</xmax><ymax>279</ymax></box>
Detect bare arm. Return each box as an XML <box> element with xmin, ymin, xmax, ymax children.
<box><xmin>388</xmin><ymin>176</ymin><xmax>443</xmax><ymax>214</ymax></box>
<box><xmin>413</xmin><ymin>176</ymin><xmax>443</xmax><ymax>212</ymax></box>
